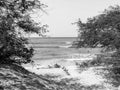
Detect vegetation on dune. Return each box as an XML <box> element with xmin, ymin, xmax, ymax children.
<box><xmin>0</xmin><ymin>64</ymin><xmax>53</xmax><ymax>90</ymax></box>
<box><xmin>75</xmin><ymin>5</ymin><xmax>120</xmax><ymax>50</ymax></box>
<box><xmin>0</xmin><ymin>0</ymin><xmax>48</xmax><ymax>65</ymax></box>
<box><xmin>74</xmin><ymin>5</ymin><xmax>120</xmax><ymax>87</ymax></box>
<box><xmin>0</xmin><ymin>63</ymin><xmax>106</xmax><ymax>90</ymax></box>
<box><xmin>0</xmin><ymin>0</ymin><xmax>57</xmax><ymax>90</ymax></box>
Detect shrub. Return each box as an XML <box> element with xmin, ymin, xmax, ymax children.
<box><xmin>0</xmin><ymin>0</ymin><xmax>48</xmax><ymax>65</ymax></box>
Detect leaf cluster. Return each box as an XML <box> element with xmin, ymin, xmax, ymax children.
<box><xmin>0</xmin><ymin>0</ymin><xmax>47</xmax><ymax>64</ymax></box>
<box><xmin>76</xmin><ymin>5</ymin><xmax>120</xmax><ymax>50</ymax></box>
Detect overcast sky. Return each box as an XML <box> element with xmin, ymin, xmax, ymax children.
<box><xmin>31</xmin><ymin>0</ymin><xmax>120</xmax><ymax>37</ymax></box>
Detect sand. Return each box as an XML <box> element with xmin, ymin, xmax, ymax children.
<box><xmin>23</xmin><ymin>54</ymin><xmax>107</xmax><ymax>86</ymax></box>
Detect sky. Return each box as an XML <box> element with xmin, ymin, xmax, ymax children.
<box><xmin>31</xmin><ymin>0</ymin><xmax>120</xmax><ymax>37</ymax></box>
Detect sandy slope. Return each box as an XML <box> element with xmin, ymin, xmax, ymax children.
<box><xmin>24</xmin><ymin>54</ymin><xmax>96</xmax><ymax>76</ymax></box>
<box><xmin>0</xmin><ymin>64</ymin><xmax>58</xmax><ymax>90</ymax></box>
<box><xmin>23</xmin><ymin>53</ymin><xmax>119</xmax><ymax>90</ymax></box>
<box><xmin>24</xmin><ymin>54</ymin><xmax>104</xmax><ymax>83</ymax></box>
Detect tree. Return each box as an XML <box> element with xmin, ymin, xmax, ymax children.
<box><xmin>0</xmin><ymin>0</ymin><xmax>47</xmax><ymax>64</ymax></box>
<box><xmin>75</xmin><ymin>5</ymin><xmax>120</xmax><ymax>50</ymax></box>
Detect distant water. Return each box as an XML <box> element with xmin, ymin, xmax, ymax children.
<box><xmin>28</xmin><ymin>37</ymin><xmax>102</xmax><ymax>61</ymax></box>
<box><xmin>28</xmin><ymin>37</ymin><xmax>84</xmax><ymax>61</ymax></box>
<box><xmin>29</xmin><ymin>37</ymin><xmax>76</xmax><ymax>48</ymax></box>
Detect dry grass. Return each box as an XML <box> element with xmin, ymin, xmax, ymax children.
<box><xmin>76</xmin><ymin>51</ymin><xmax>120</xmax><ymax>88</ymax></box>
<box><xmin>0</xmin><ymin>63</ymin><xmax>108</xmax><ymax>90</ymax></box>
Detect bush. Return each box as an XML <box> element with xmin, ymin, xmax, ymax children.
<box><xmin>75</xmin><ymin>5</ymin><xmax>120</xmax><ymax>50</ymax></box>
<box><xmin>0</xmin><ymin>0</ymin><xmax>47</xmax><ymax>65</ymax></box>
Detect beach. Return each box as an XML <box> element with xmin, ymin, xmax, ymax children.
<box><xmin>22</xmin><ymin>37</ymin><xmax>116</xmax><ymax>89</ymax></box>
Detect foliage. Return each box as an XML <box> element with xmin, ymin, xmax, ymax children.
<box><xmin>75</xmin><ymin>5</ymin><xmax>120</xmax><ymax>50</ymax></box>
<box><xmin>74</xmin><ymin>5</ymin><xmax>120</xmax><ymax>87</ymax></box>
<box><xmin>0</xmin><ymin>0</ymin><xmax>48</xmax><ymax>64</ymax></box>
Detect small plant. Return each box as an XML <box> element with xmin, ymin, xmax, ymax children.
<box><xmin>62</xmin><ymin>66</ymin><xmax>70</xmax><ymax>75</ymax></box>
<box><xmin>54</xmin><ymin>64</ymin><xmax>61</xmax><ymax>68</ymax></box>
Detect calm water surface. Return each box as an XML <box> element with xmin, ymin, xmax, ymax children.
<box><xmin>28</xmin><ymin>37</ymin><xmax>82</xmax><ymax>61</ymax></box>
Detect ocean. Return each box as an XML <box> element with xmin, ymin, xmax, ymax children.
<box><xmin>28</xmin><ymin>37</ymin><xmax>82</xmax><ymax>61</ymax></box>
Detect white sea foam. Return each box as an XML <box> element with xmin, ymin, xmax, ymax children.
<box><xmin>66</xmin><ymin>41</ymin><xmax>72</xmax><ymax>44</ymax></box>
<box><xmin>59</xmin><ymin>45</ymin><xmax>72</xmax><ymax>48</ymax></box>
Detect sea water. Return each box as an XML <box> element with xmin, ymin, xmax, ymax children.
<box><xmin>28</xmin><ymin>37</ymin><xmax>101</xmax><ymax>61</ymax></box>
<box><xmin>28</xmin><ymin>37</ymin><xmax>79</xmax><ymax>61</ymax></box>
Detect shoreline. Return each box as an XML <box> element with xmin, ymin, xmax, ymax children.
<box><xmin>23</xmin><ymin>53</ymin><xmax>107</xmax><ymax>86</ymax></box>
<box><xmin>23</xmin><ymin>51</ymin><xmax>118</xmax><ymax>89</ymax></box>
